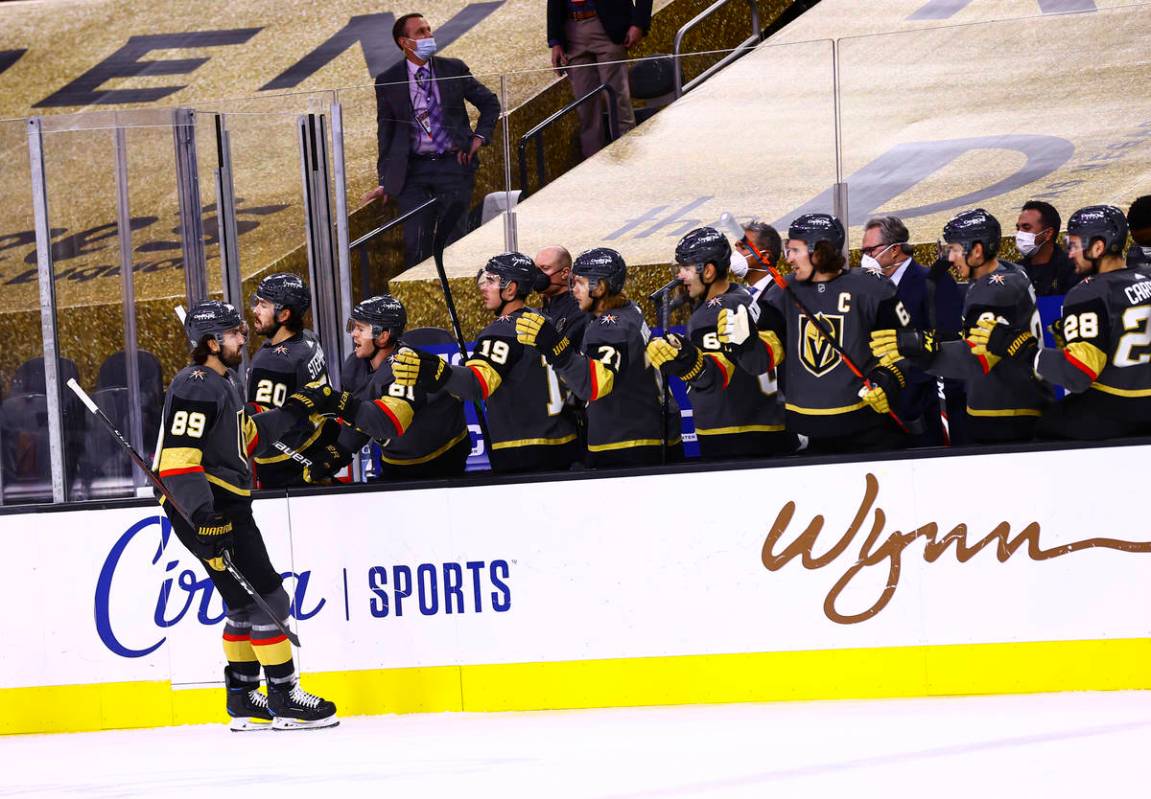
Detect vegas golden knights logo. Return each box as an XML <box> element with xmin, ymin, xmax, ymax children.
<box><xmin>799</xmin><ymin>313</ymin><xmax>844</xmax><ymax>377</ymax></box>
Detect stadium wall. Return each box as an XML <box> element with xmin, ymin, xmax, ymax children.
<box><xmin>2</xmin><ymin>441</ymin><xmax>1150</xmax><ymax>735</ymax></box>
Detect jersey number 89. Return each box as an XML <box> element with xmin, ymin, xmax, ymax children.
<box><xmin>170</xmin><ymin>410</ymin><xmax>206</xmax><ymax>438</ymax></box>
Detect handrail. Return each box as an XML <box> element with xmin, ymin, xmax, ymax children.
<box><xmin>673</xmin><ymin>0</ymin><xmax>761</xmax><ymax>98</ymax></box>
<box><xmin>350</xmin><ymin>197</ymin><xmax>437</xmax><ymax>297</ymax></box>
<box><xmin>517</xmin><ymin>82</ymin><xmax>618</xmax><ymax>198</ymax></box>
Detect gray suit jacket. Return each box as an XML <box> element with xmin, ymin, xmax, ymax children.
<box><xmin>374</xmin><ymin>56</ymin><xmax>501</xmax><ymax>197</ymax></box>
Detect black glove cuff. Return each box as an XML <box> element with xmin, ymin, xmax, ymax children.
<box><xmin>544</xmin><ymin>336</ymin><xmax>574</xmax><ymax>368</ymax></box>
<box><xmin>336</xmin><ymin>391</ymin><xmax>361</xmax><ymax>421</ymax></box>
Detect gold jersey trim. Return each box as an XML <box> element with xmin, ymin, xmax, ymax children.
<box><xmin>206</xmin><ymin>474</ymin><xmax>252</xmax><ymax>496</ymax></box>
<box><xmin>785</xmin><ymin>400</ymin><xmax>867</xmax><ymax>415</ymax></box>
<box><xmin>587</xmin><ymin>438</ymin><xmax>674</xmax><ymax>452</ymax></box>
<box><xmin>490</xmin><ymin>434</ymin><xmax>578</xmax><ymax>451</ymax></box>
<box><xmin>381</xmin><ymin>429</ymin><xmax>470</xmax><ymax>466</ymax></box>
<box><xmin>965</xmin><ymin>406</ymin><xmax>1043</xmax><ymax>418</ymax></box>
<box><xmin>1089</xmin><ymin>383</ymin><xmax>1151</xmax><ymax>398</ymax></box>
<box><xmin>694</xmin><ymin>424</ymin><xmax>786</xmax><ymax>436</ymax></box>
<box><xmin>253</xmin><ymin>421</ymin><xmax>327</xmax><ymax>465</ymax></box>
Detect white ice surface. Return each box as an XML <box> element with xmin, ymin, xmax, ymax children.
<box><xmin>2</xmin><ymin>692</ymin><xmax>1150</xmax><ymax>798</ymax></box>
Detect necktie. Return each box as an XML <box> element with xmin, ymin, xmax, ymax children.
<box><xmin>416</xmin><ymin>66</ymin><xmax>455</xmax><ymax>154</ymax></box>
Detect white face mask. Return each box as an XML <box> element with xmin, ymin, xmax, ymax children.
<box><xmin>729</xmin><ymin>249</ymin><xmax>750</xmax><ymax>278</ymax></box>
<box><xmin>860</xmin><ymin>253</ymin><xmax>883</xmax><ymax>273</ymax></box>
<box><xmin>1015</xmin><ymin>230</ymin><xmax>1042</xmax><ymax>257</ymax></box>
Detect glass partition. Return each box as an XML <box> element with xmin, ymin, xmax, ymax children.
<box><xmin>835</xmin><ymin>3</ymin><xmax>1151</xmax><ymax>257</ymax></box>
<box><xmin>0</xmin><ymin>119</ymin><xmax>46</xmax><ymax>504</ymax></box>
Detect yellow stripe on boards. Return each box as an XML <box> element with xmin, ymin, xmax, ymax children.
<box><xmin>4</xmin><ymin>639</ymin><xmax>1151</xmax><ymax>735</ymax></box>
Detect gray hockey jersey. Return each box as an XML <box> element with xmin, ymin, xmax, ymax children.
<box><xmin>685</xmin><ymin>284</ymin><xmax>786</xmax><ymax>458</ymax></box>
<box><xmin>340</xmin><ymin>350</ymin><xmax>468</xmax><ymax>466</ymax></box>
<box><xmin>927</xmin><ymin>262</ymin><xmax>1051</xmax><ymax>437</ymax></box>
<box><xmin>156</xmin><ymin>366</ymin><xmax>302</xmax><ymax>519</ymax></box>
<box><xmin>246</xmin><ymin>329</ymin><xmax>338</xmax><ymax>487</ymax></box>
<box><xmin>747</xmin><ymin>271</ymin><xmax>912</xmax><ymax>438</ymax></box>
<box><xmin>553</xmin><ymin>300</ymin><xmax>679</xmax><ymax>456</ymax></box>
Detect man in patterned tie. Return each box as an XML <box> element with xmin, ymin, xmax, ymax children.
<box><xmin>364</xmin><ymin>13</ymin><xmax>501</xmax><ymax>268</ymax></box>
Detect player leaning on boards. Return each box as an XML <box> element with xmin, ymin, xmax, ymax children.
<box><xmin>516</xmin><ymin>247</ymin><xmax>683</xmax><ymax>467</ymax></box>
<box><xmin>156</xmin><ymin>300</ymin><xmax>340</xmax><ymax>730</ymax></box>
<box><xmin>969</xmin><ymin>205</ymin><xmax>1151</xmax><ymax>440</ymax></box>
<box><xmin>338</xmin><ymin>294</ymin><xmax>470</xmax><ymax>479</ymax></box>
<box><xmin>394</xmin><ymin>253</ymin><xmax>581</xmax><ymax>473</ymax></box>
<box><xmin>646</xmin><ymin>227</ymin><xmax>794</xmax><ymax>460</ymax></box>
<box><xmin>720</xmin><ymin>214</ymin><xmax>912</xmax><ymax>454</ymax></box>
<box><xmin>246</xmin><ymin>273</ymin><xmax>343</xmax><ymax>487</ymax></box>
<box><xmin>871</xmin><ymin>209</ymin><xmax>1052</xmax><ymax>443</ymax></box>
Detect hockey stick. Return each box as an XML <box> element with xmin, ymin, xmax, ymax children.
<box><xmin>430</xmin><ymin>198</ymin><xmax>492</xmax><ymax>452</ymax></box>
<box><xmin>66</xmin><ymin>377</ymin><xmax>301</xmax><ymax>647</ymax></box>
<box><xmin>716</xmin><ymin>213</ymin><xmax>910</xmax><ymax>433</ymax></box>
<box><xmin>648</xmin><ymin>277</ymin><xmax>683</xmax><ymax>464</ymax></box>
<box><xmin>179</xmin><ymin>306</ymin><xmax>383</xmax><ymax>465</ymax></box>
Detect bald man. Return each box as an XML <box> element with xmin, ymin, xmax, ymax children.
<box><xmin>535</xmin><ymin>245</ymin><xmax>589</xmax><ymax>350</ymax></box>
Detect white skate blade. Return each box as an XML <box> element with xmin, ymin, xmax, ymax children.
<box><xmin>229</xmin><ymin>716</ymin><xmax>274</xmax><ymax>732</ymax></box>
<box><xmin>272</xmin><ymin>715</ymin><xmax>340</xmax><ymax>731</ymax></box>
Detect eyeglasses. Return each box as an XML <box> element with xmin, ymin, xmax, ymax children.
<box><xmin>861</xmin><ymin>243</ymin><xmax>894</xmax><ymax>258</ymax></box>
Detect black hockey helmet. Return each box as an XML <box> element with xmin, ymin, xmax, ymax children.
<box><xmin>348</xmin><ymin>294</ymin><xmax>406</xmax><ymax>338</ymax></box>
<box><xmin>252</xmin><ymin>272</ymin><xmax>311</xmax><ymax>315</ymax></box>
<box><xmin>1067</xmin><ymin>205</ymin><xmax>1129</xmax><ymax>257</ymax></box>
<box><xmin>479</xmin><ymin>251</ymin><xmax>550</xmax><ymax>297</ymax></box>
<box><xmin>573</xmin><ymin>247</ymin><xmax>628</xmax><ymax>294</ymax></box>
<box><xmin>674</xmin><ymin>227</ymin><xmax>731</xmax><ymax>277</ymax></box>
<box><xmin>788</xmin><ymin>213</ymin><xmax>845</xmax><ymax>254</ymax></box>
<box><xmin>185</xmin><ymin>300</ymin><xmax>245</xmax><ymax>346</ymax></box>
<box><xmin>943</xmin><ymin>208</ymin><xmax>1001</xmax><ymax>259</ymax></box>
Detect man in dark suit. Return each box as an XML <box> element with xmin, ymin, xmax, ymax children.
<box><xmin>861</xmin><ymin>216</ymin><xmax>966</xmax><ymax>446</ymax></box>
<box><xmin>363</xmin><ymin>13</ymin><xmax>501</xmax><ymax>268</ymax></box>
<box><xmin>547</xmin><ymin>0</ymin><xmax>652</xmax><ymax>157</ymax></box>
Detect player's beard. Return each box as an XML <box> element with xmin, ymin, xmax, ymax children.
<box><xmin>220</xmin><ymin>343</ymin><xmax>244</xmax><ymax>369</ymax></box>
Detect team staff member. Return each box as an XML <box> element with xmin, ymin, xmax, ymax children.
<box><xmin>363</xmin><ymin>12</ymin><xmax>501</xmax><ymax>267</ymax></box>
<box><xmin>394</xmin><ymin>252</ymin><xmax>581</xmax><ymax>473</ymax></box>
<box><xmin>872</xmin><ymin>208</ymin><xmax>1051</xmax><ymax>443</ymax></box>
<box><xmin>246</xmin><ymin>273</ymin><xmax>341</xmax><ymax>487</ymax></box>
<box><xmin>971</xmin><ymin>205</ymin><xmax>1151</xmax><ymax>440</ymax></box>
<box><xmin>516</xmin><ymin>247</ymin><xmax>681</xmax><ymax>467</ymax></box>
<box><xmin>336</xmin><ymin>294</ymin><xmax>469</xmax><ymax>479</ymax></box>
<box><xmin>157</xmin><ymin>300</ymin><xmax>340</xmax><ymax>730</ymax></box>
<box><xmin>648</xmin><ymin>227</ymin><xmax>792</xmax><ymax>459</ymax></box>
<box><xmin>722</xmin><ymin>214</ymin><xmax>912</xmax><ymax>454</ymax></box>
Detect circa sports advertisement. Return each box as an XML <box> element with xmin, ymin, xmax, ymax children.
<box><xmin>2</xmin><ymin>444</ymin><xmax>1149</xmax><ymax>703</ymax></box>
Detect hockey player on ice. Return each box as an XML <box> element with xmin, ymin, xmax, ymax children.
<box><xmin>156</xmin><ymin>300</ymin><xmax>351</xmax><ymax>730</ymax></box>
